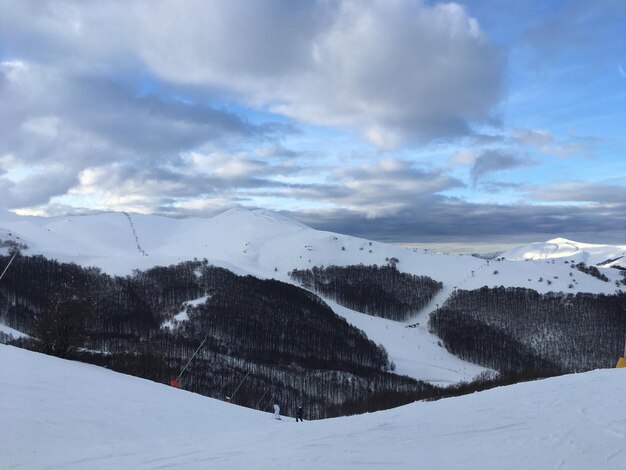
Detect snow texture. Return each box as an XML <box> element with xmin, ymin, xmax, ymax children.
<box><xmin>2</xmin><ymin>344</ymin><xmax>626</xmax><ymax>469</ymax></box>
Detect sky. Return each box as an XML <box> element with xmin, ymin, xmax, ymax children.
<box><xmin>0</xmin><ymin>0</ymin><xmax>624</xmax><ymax>243</ymax></box>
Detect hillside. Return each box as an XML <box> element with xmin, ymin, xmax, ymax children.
<box><xmin>502</xmin><ymin>237</ymin><xmax>626</xmax><ymax>268</ymax></box>
<box><xmin>3</xmin><ymin>343</ymin><xmax>626</xmax><ymax>469</ymax></box>
<box><xmin>1</xmin><ymin>209</ymin><xmax>622</xmax><ymax>294</ymax></box>
<box><xmin>1</xmin><ymin>208</ymin><xmax>624</xmax><ymax>387</ymax></box>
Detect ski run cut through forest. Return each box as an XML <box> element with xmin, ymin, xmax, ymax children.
<box><xmin>1</xmin><ymin>208</ymin><xmax>626</xmax><ymax>468</ymax></box>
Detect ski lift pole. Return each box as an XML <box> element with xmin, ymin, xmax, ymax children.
<box><xmin>229</xmin><ymin>371</ymin><xmax>250</xmax><ymax>403</ymax></box>
<box><xmin>0</xmin><ymin>252</ymin><xmax>17</xmax><ymax>281</ymax></box>
<box><xmin>174</xmin><ymin>334</ymin><xmax>208</xmax><ymax>384</ymax></box>
<box><xmin>255</xmin><ymin>388</ymin><xmax>269</xmax><ymax>409</ymax></box>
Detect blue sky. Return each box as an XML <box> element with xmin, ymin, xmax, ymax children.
<box><xmin>0</xmin><ymin>0</ymin><xmax>624</xmax><ymax>242</ymax></box>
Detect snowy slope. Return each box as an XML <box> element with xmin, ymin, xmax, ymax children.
<box><xmin>1</xmin><ymin>208</ymin><xmax>624</xmax><ymax>385</ymax></box>
<box><xmin>0</xmin><ymin>323</ymin><xmax>27</xmax><ymax>339</ymax></box>
<box><xmin>327</xmin><ymin>300</ymin><xmax>486</xmax><ymax>384</ymax></box>
<box><xmin>3</xmin><ymin>344</ymin><xmax>626</xmax><ymax>470</ymax></box>
<box><xmin>1</xmin><ymin>208</ymin><xmax>622</xmax><ymax>293</ymax></box>
<box><xmin>502</xmin><ymin>237</ymin><xmax>626</xmax><ymax>267</ymax></box>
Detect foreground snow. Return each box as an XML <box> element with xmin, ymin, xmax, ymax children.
<box><xmin>3</xmin><ymin>344</ymin><xmax>626</xmax><ymax>469</ymax></box>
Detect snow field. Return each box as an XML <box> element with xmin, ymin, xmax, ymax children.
<box><xmin>3</xmin><ymin>344</ymin><xmax>626</xmax><ymax>469</ymax></box>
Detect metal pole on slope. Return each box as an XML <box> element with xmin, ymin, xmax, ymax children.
<box><xmin>229</xmin><ymin>371</ymin><xmax>250</xmax><ymax>403</ymax></box>
<box><xmin>255</xmin><ymin>388</ymin><xmax>269</xmax><ymax>409</ymax></box>
<box><xmin>171</xmin><ymin>333</ymin><xmax>208</xmax><ymax>387</ymax></box>
<box><xmin>0</xmin><ymin>251</ymin><xmax>17</xmax><ymax>281</ymax></box>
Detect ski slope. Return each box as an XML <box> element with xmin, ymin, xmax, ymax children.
<box><xmin>326</xmin><ymin>300</ymin><xmax>488</xmax><ymax>385</ymax></box>
<box><xmin>2</xmin><ymin>344</ymin><xmax>626</xmax><ymax>469</ymax></box>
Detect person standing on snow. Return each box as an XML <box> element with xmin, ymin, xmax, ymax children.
<box><xmin>273</xmin><ymin>402</ymin><xmax>281</xmax><ymax>420</ymax></box>
<box><xmin>296</xmin><ymin>405</ymin><xmax>303</xmax><ymax>422</ymax></box>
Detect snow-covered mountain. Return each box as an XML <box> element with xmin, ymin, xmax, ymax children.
<box><xmin>502</xmin><ymin>237</ymin><xmax>626</xmax><ymax>267</ymax></box>
<box><xmin>1</xmin><ymin>208</ymin><xmax>622</xmax><ymax>293</ymax></box>
<box><xmin>3</xmin><ymin>343</ymin><xmax>625</xmax><ymax>470</ymax></box>
<box><xmin>1</xmin><ymin>208</ymin><xmax>624</xmax><ymax>385</ymax></box>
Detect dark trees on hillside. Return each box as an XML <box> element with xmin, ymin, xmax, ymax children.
<box><xmin>0</xmin><ymin>254</ymin><xmax>430</xmax><ymax>418</ymax></box>
<box><xmin>429</xmin><ymin>286</ymin><xmax>626</xmax><ymax>374</ymax></box>
<box><xmin>574</xmin><ymin>262</ymin><xmax>609</xmax><ymax>282</ymax></box>
<box><xmin>35</xmin><ymin>281</ymin><xmax>93</xmax><ymax>358</ymax></box>
<box><xmin>290</xmin><ymin>265</ymin><xmax>442</xmax><ymax>321</ymax></box>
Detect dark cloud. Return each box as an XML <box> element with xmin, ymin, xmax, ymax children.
<box><xmin>326</xmin><ymin>159</ymin><xmax>463</xmax><ymax>217</ymax></box>
<box><xmin>470</xmin><ymin>149</ymin><xmax>534</xmax><ymax>186</ymax></box>
<box><xmin>257</xmin><ymin>144</ymin><xmax>303</xmax><ymax>159</ymax></box>
<box><xmin>291</xmin><ymin>197</ymin><xmax>626</xmax><ymax>244</ymax></box>
<box><xmin>527</xmin><ymin>182</ymin><xmax>626</xmax><ymax>204</ymax></box>
<box><xmin>480</xmin><ymin>181</ymin><xmax>524</xmax><ymax>193</ymax></box>
<box><xmin>0</xmin><ymin>167</ymin><xmax>78</xmax><ymax>208</ymax></box>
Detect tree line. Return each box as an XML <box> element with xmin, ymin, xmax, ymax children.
<box><xmin>429</xmin><ymin>286</ymin><xmax>626</xmax><ymax>374</ymax></box>
<box><xmin>289</xmin><ymin>264</ymin><xmax>442</xmax><ymax>321</ymax></box>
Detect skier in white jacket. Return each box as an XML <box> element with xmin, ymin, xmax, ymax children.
<box><xmin>273</xmin><ymin>402</ymin><xmax>281</xmax><ymax>420</ymax></box>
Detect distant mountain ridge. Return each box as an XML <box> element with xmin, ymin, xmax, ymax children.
<box><xmin>1</xmin><ymin>209</ymin><xmax>623</xmax><ymax>290</ymax></box>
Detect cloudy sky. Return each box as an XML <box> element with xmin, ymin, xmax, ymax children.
<box><xmin>1</xmin><ymin>0</ymin><xmax>625</xmax><ymax>242</ymax></box>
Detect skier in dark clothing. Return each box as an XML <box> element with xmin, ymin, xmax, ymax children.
<box><xmin>296</xmin><ymin>405</ymin><xmax>303</xmax><ymax>422</ymax></box>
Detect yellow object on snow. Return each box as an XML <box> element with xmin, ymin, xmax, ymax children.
<box><xmin>616</xmin><ymin>357</ymin><xmax>626</xmax><ymax>368</ymax></box>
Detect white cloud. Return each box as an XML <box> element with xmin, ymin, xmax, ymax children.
<box><xmin>2</xmin><ymin>0</ymin><xmax>504</xmax><ymax>147</ymax></box>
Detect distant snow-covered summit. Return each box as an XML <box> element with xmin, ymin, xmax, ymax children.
<box><xmin>502</xmin><ymin>238</ymin><xmax>626</xmax><ymax>268</ymax></box>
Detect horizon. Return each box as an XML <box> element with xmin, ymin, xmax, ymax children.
<box><xmin>1</xmin><ymin>1</ymin><xmax>625</xmax><ymax>242</ymax></box>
